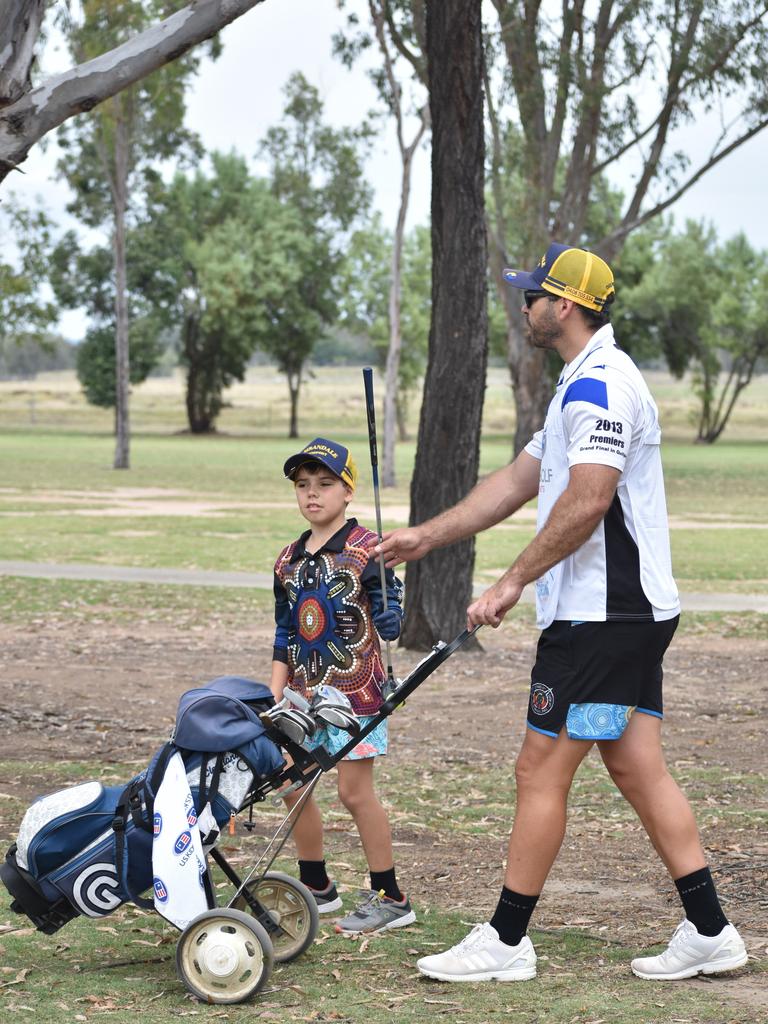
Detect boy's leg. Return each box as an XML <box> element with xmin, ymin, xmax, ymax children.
<box><xmin>281</xmin><ymin>784</ymin><xmax>342</xmax><ymax>912</ymax></box>
<box><xmin>598</xmin><ymin>712</ymin><xmax>746</xmax><ymax>979</ymax></box>
<box><xmin>334</xmin><ymin>757</ymin><xmax>415</xmax><ymax>934</ymax></box>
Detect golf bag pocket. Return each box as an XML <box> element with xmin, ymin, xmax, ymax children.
<box><xmin>2</xmin><ymin>780</ymin><xmax>147</xmax><ymax>933</ymax></box>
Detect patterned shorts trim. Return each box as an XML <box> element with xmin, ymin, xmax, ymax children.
<box><xmin>305</xmin><ymin>715</ymin><xmax>388</xmax><ymax>760</ymax></box>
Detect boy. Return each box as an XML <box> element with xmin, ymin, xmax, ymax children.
<box><xmin>271</xmin><ymin>437</ymin><xmax>415</xmax><ymax>934</ymax></box>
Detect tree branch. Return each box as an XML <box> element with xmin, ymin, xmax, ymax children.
<box><xmin>598</xmin><ymin>114</ymin><xmax>768</xmax><ymax>255</ymax></box>
<box><xmin>0</xmin><ymin>0</ymin><xmax>266</xmax><ymax>183</ymax></box>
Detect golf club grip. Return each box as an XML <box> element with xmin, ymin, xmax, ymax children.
<box><xmin>362</xmin><ymin>367</ymin><xmax>379</xmax><ymax>475</ymax></box>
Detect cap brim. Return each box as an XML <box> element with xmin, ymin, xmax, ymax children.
<box><xmin>284</xmin><ymin>453</ymin><xmax>326</xmax><ymax>478</ymax></box>
<box><xmin>502</xmin><ymin>267</ymin><xmax>541</xmax><ymax>290</ymax></box>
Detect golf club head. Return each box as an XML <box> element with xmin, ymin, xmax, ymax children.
<box><xmin>266</xmin><ymin>707</ymin><xmax>316</xmax><ymax>745</ymax></box>
<box><xmin>283</xmin><ymin>687</ymin><xmax>311</xmax><ymax>712</ymax></box>
<box><xmin>312</xmin><ymin>703</ymin><xmax>360</xmax><ymax>733</ymax></box>
<box><xmin>311</xmin><ymin>684</ymin><xmax>353</xmax><ymax>711</ymax></box>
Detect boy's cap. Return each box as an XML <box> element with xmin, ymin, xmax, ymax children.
<box><xmin>503</xmin><ymin>242</ymin><xmax>615</xmax><ymax>312</ymax></box>
<box><xmin>283</xmin><ymin>437</ymin><xmax>358</xmax><ymax>490</ymax></box>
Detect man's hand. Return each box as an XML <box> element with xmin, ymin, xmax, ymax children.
<box><xmin>466</xmin><ymin>574</ymin><xmax>525</xmax><ymax>630</ymax></box>
<box><xmin>370</xmin><ymin>526</ymin><xmax>430</xmax><ymax>568</ymax></box>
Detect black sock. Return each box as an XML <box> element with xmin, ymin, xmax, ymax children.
<box><xmin>370</xmin><ymin>867</ymin><xmax>403</xmax><ymax>902</ymax></box>
<box><xmin>490</xmin><ymin>886</ymin><xmax>539</xmax><ymax>946</ymax></box>
<box><xmin>675</xmin><ymin>867</ymin><xmax>729</xmax><ymax>937</ymax></box>
<box><xmin>298</xmin><ymin>859</ymin><xmax>330</xmax><ymax>891</ymax></box>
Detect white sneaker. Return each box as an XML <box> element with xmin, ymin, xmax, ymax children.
<box><xmin>417</xmin><ymin>922</ymin><xmax>537</xmax><ymax>982</ymax></box>
<box><xmin>631</xmin><ymin>919</ymin><xmax>748</xmax><ymax>981</ymax></box>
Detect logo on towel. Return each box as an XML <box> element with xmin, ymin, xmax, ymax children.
<box><xmin>186</xmin><ymin>807</ymin><xmax>197</xmax><ymax>827</ymax></box>
<box><xmin>174</xmin><ymin>831</ymin><xmax>192</xmax><ymax>855</ymax></box>
<box><xmin>531</xmin><ymin>682</ymin><xmax>555</xmax><ymax>716</ymax></box>
<box><xmin>153</xmin><ymin>812</ymin><xmax>163</xmax><ymax>837</ymax></box>
<box><xmin>153</xmin><ymin>877</ymin><xmax>169</xmax><ymax>903</ymax></box>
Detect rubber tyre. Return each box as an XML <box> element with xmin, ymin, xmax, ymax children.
<box><xmin>176</xmin><ymin>908</ymin><xmax>274</xmax><ymax>1004</ymax></box>
<box><xmin>232</xmin><ymin>870</ymin><xmax>319</xmax><ymax>963</ymax></box>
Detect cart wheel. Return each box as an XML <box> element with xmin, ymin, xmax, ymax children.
<box><xmin>176</xmin><ymin>908</ymin><xmax>274</xmax><ymax>1004</ymax></box>
<box><xmin>232</xmin><ymin>871</ymin><xmax>319</xmax><ymax>963</ymax></box>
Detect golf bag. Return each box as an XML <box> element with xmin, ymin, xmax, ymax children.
<box><xmin>1</xmin><ymin>677</ymin><xmax>285</xmax><ymax>935</ymax></box>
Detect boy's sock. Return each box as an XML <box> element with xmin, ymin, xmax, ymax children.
<box><xmin>489</xmin><ymin>886</ymin><xmax>539</xmax><ymax>946</ymax></box>
<box><xmin>370</xmin><ymin>867</ymin><xmax>403</xmax><ymax>902</ymax></box>
<box><xmin>675</xmin><ymin>867</ymin><xmax>729</xmax><ymax>936</ymax></box>
<box><xmin>298</xmin><ymin>859</ymin><xmax>331</xmax><ymax>891</ymax></box>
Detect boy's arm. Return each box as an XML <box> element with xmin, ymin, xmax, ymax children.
<box><xmin>270</xmin><ymin>659</ymin><xmax>289</xmax><ymax>701</ymax></box>
<box><xmin>272</xmin><ymin>570</ymin><xmax>291</xmax><ymax>698</ymax></box>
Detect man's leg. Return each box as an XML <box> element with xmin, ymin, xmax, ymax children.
<box><xmin>598</xmin><ymin>712</ymin><xmax>747</xmax><ymax>980</ymax></box>
<box><xmin>418</xmin><ymin>727</ymin><xmax>593</xmax><ymax>982</ymax></box>
<box><xmin>504</xmin><ymin>727</ymin><xmax>594</xmax><ymax>893</ymax></box>
<box><xmin>597</xmin><ymin>711</ymin><xmax>705</xmax><ymax>877</ymax></box>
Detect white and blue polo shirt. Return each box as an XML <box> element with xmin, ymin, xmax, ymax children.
<box><xmin>524</xmin><ymin>324</ymin><xmax>680</xmax><ymax>629</ymax></box>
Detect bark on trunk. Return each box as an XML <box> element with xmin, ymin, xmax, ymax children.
<box><xmin>401</xmin><ymin>0</ymin><xmax>486</xmax><ymax>650</ymax></box>
<box><xmin>0</xmin><ymin>0</ymin><xmax>267</xmax><ymax>181</ymax></box>
<box><xmin>287</xmin><ymin>370</ymin><xmax>300</xmax><ymax>439</ymax></box>
<box><xmin>0</xmin><ymin>1</ymin><xmax>46</xmax><ymax>106</ymax></box>
<box><xmin>508</xmin><ymin>318</ymin><xmax>552</xmax><ymax>454</ymax></box>
<box><xmin>112</xmin><ymin>118</ymin><xmax>130</xmax><ymax>470</ymax></box>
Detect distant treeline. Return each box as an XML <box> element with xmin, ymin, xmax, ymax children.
<box><xmin>0</xmin><ymin>335</ymin><xmax>77</xmax><ymax>380</ymax></box>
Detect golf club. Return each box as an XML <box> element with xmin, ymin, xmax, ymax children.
<box><xmin>362</xmin><ymin>366</ymin><xmax>398</xmax><ymax>698</ymax></box>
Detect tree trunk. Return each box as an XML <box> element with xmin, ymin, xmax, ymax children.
<box><xmin>382</xmin><ymin>115</ymin><xmax>429</xmax><ymax>488</ymax></box>
<box><xmin>401</xmin><ymin>0</ymin><xmax>486</xmax><ymax>650</ymax></box>
<box><xmin>0</xmin><ymin>1</ymin><xmax>46</xmax><ymax>107</ymax></box>
<box><xmin>287</xmin><ymin>370</ymin><xmax>301</xmax><ymax>439</ymax></box>
<box><xmin>112</xmin><ymin>116</ymin><xmax>130</xmax><ymax>470</ymax></box>
<box><xmin>508</xmin><ymin>318</ymin><xmax>553</xmax><ymax>454</ymax></box>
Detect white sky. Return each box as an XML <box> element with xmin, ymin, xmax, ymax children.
<box><xmin>8</xmin><ymin>0</ymin><xmax>768</xmax><ymax>341</ymax></box>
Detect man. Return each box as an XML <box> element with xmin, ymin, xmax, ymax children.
<box><xmin>375</xmin><ymin>243</ymin><xmax>747</xmax><ymax>982</ymax></box>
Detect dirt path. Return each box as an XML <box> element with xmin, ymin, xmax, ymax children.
<box><xmin>0</xmin><ymin>618</ymin><xmax>766</xmax><ymax>1013</ymax></box>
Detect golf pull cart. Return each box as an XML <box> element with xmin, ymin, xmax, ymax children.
<box><xmin>176</xmin><ymin>625</ymin><xmax>477</xmax><ymax>1004</ymax></box>
<box><xmin>3</xmin><ymin>627</ymin><xmax>477</xmax><ymax>1006</ymax></box>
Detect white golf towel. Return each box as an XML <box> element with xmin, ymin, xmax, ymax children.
<box><xmin>151</xmin><ymin>751</ymin><xmax>209</xmax><ymax>929</ymax></box>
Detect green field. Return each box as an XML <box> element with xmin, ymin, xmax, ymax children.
<box><xmin>0</xmin><ymin>365</ymin><xmax>766</xmax><ymax>594</ymax></box>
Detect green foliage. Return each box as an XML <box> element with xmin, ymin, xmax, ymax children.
<box><xmin>621</xmin><ymin>221</ymin><xmax>768</xmax><ymax>441</ymax></box>
<box><xmin>134</xmin><ymin>152</ymin><xmax>315</xmax><ymax>432</ymax></box>
<box><xmin>0</xmin><ymin>199</ymin><xmax>58</xmax><ymax>348</ymax></box>
<box><xmin>75</xmin><ymin>321</ymin><xmax>162</xmax><ymax>409</ymax></box>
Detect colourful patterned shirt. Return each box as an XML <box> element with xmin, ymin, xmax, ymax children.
<box><xmin>272</xmin><ymin>519</ymin><xmax>403</xmax><ymax>716</ymax></box>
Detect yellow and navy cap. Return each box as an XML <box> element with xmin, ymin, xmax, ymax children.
<box><xmin>503</xmin><ymin>243</ymin><xmax>615</xmax><ymax>312</ymax></box>
<box><xmin>283</xmin><ymin>437</ymin><xmax>358</xmax><ymax>491</ymax></box>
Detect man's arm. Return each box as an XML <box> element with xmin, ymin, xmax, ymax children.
<box><xmin>467</xmin><ymin>462</ymin><xmax>620</xmax><ymax>628</ymax></box>
<box><xmin>374</xmin><ymin>449</ymin><xmax>541</xmax><ymax>568</ymax></box>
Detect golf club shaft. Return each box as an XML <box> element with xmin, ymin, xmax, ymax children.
<box><xmin>362</xmin><ymin>366</ymin><xmax>395</xmax><ymax>681</ymax></box>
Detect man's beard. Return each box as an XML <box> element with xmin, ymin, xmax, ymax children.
<box><xmin>525</xmin><ymin>313</ymin><xmax>562</xmax><ymax>350</ymax></box>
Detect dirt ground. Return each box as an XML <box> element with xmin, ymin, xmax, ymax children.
<box><xmin>0</xmin><ymin>616</ymin><xmax>766</xmax><ymax>1013</ymax></box>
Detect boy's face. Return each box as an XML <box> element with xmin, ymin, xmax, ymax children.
<box><xmin>293</xmin><ymin>465</ymin><xmax>352</xmax><ymax>529</ymax></box>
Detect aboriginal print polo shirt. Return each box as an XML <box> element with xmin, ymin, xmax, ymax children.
<box><xmin>273</xmin><ymin>518</ymin><xmax>401</xmax><ymax>715</ymax></box>
<box><xmin>524</xmin><ymin>324</ymin><xmax>681</xmax><ymax>629</ymax></box>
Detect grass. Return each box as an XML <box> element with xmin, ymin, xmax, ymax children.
<box><xmin>0</xmin><ymin>904</ymin><xmax>749</xmax><ymax>1024</ymax></box>
<box><xmin>1</xmin><ymin>745</ymin><xmax>762</xmax><ymax>1023</ymax></box>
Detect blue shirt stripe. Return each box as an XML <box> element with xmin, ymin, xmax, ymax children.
<box><xmin>562</xmin><ymin>376</ymin><xmax>609</xmax><ymax>410</ymax></box>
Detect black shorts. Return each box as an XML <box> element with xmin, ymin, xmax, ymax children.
<box><xmin>528</xmin><ymin>617</ymin><xmax>679</xmax><ymax>740</ymax></box>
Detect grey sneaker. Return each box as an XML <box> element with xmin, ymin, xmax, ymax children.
<box><xmin>334</xmin><ymin>890</ymin><xmax>416</xmax><ymax>934</ymax></box>
<box><xmin>307</xmin><ymin>880</ymin><xmax>343</xmax><ymax>915</ymax></box>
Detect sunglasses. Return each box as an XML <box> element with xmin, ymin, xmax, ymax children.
<box><xmin>524</xmin><ymin>289</ymin><xmax>556</xmax><ymax>308</ymax></box>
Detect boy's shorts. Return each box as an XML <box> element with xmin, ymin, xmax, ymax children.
<box><xmin>528</xmin><ymin>617</ymin><xmax>679</xmax><ymax>741</ymax></box>
<box><xmin>305</xmin><ymin>715</ymin><xmax>388</xmax><ymax>760</ymax></box>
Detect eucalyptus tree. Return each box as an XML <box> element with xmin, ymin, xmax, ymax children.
<box><xmin>401</xmin><ymin>0</ymin><xmax>486</xmax><ymax>648</ymax></box>
<box><xmin>259</xmin><ymin>72</ymin><xmax>373</xmax><ymax>436</ymax></box>
<box><xmin>0</xmin><ymin>199</ymin><xmax>57</xmax><ymax>349</ymax></box>
<box><xmin>334</xmin><ymin>0</ymin><xmax>429</xmax><ymax>485</ymax></box>
<box><xmin>622</xmin><ymin>222</ymin><xmax>768</xmax><ymax>443</ymax></box>
<box><xmin>133</xmin><ymin>153</ymin><xmax>311</xmax><ymax>435</ymax></box>
<box><xmin>55</xmin><ymin>0</ymin><xmax>214</xmax><ymax>469</ymax></box>
<box><xmin>0</xmin><ymin>0</ymin><xmax>266</xmax><ymax>185</ymax></box>
<box><xmin>486</xmin><ymin>0</ymin><xmax>768</xmax><ymax>450</ymax></box>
